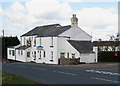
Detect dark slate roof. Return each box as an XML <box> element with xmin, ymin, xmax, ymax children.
<box><xmin>21</xmin><ymin>24</ymin><xmax>71</xmax><ymax>37</ymax></box>
<box><xmin>8</xmin><ymin>46</ymin><xmax>15</xmax><ymax>48</ymax></box>
<box><xmin>16</xmin><ymin>45</ymin><xmax>30</xmax><ymax>50</ymax></box>
<box><xmin>93</xmin><ymin>41</ymin><xmax>120</xmax><ymax>46</ymax></box>
<box><xmin>68</xmin><ymin>40</ymin><xmax>94</xmax><ymax>53</ymax></box>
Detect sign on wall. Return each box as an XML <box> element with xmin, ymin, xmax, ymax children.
<box><xmin>37</xmin><ymin>46</ymin><xmax>43</xmax><ymax>50</ymax></box>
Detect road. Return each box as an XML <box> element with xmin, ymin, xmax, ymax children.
<box><xmin>2</xmin><ymin>62</ymin><xmax>120</xmax><ymax>85</ymax></box>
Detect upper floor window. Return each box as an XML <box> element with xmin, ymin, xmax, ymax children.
<box><xmin>40</xmin><ymin>38</ymin><xmax>41</xmax><ymax>46</ymax></box>
<box><xmin>34</xmin><ymin>38</ymin><xmax>36</xmax><ymax>46</ymax></box>
<box><xmin>24</xmin><ymin>38</ymin><xmax>25</xmax><ymax>45</ymax></box>
<box><xmin>50</xmin><ymin>37</ymin><xmax>53</xmax><ymax>47</ymax></box>
<box><xmin>27</xmin><ymin>40</ymin><xmax>31</xmax><ymax>47</ymax></box>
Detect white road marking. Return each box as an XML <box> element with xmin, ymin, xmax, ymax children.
<box><xmin>32</xmin><ymin>67</ymin><xmax>47</xmax><ymax>70</ymax></box>
<box><xmin>53</xmin><ymin>71</ymin><xmax>76</xmax><ymax>76</ymax></box>
<box><xmin>86</xmin><ymin>70</ymin><xmax>120</xmax><ymax>76</ymax></box>
<box><xmin>91</xmin><ymin>77</ymin><xmax>120</xmax><ymax>83</ymax></box>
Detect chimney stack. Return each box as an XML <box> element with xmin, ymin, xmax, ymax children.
<box><xmin>71</xmin><ymin>14</ymin><xmax>78</xmax><ymax>27</ymax></box>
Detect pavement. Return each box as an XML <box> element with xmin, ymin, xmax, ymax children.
<box><xmin>2</xmin><ymin>62</ymin><xmax>120</xmax><ymax>85</ymax></box>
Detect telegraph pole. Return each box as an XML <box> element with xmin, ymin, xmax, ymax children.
<box><xmin>2</xmin><ymin>30</ymin><xmax>4</xmax><ymax>37</ymax></box>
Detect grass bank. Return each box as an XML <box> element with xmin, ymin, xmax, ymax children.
<box><xmin>2</xmin><ymin>72</ymin><xmax>47</xmax><ymax>86</ymax></box>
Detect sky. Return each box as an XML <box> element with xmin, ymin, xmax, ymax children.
<box><xmin>0</xmin><ymin>0</ymin><xmax>119</xmax><ymax>41</ymax></box>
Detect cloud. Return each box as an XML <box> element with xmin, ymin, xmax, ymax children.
<box><xmin>76</xmin><ymin>7</ymin><xmax>117</xmax><ymax>40</ymax></box>
<box><xmin>1</xmin><ymin>0</ymin><xmax>73</xmax><ymax>38</ymax></box>
<box><xmin>60</xmin><ymin>0</ymin><xmax>82</xmax><ymax>3</ymax></box>
<box><xmin>25</xmin><ymin>0</ymin><xmax>72</xmax><ymax>20</ymax></box>
<box><xmin>1</xmin><ymin>1</ymin><xmax>118</xmax><ymax>41</ymax></box>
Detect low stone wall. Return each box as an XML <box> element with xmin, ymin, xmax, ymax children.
<box><xmin>60</xmin><ymin>58</ymin><xmax>80</xmax><ymax>65</ymax></box>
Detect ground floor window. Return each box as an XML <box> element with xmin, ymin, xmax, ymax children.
<box><xmin>9</xmin><ymin>50</ymin><xmax>11</xmax><ymax>55</ymax></box>
<box><xmin>12</xmin><ymin>50</ymin><xmax>15</xmax><ymax>56</ymax></box>
<box><xmin>21</xmin><ymin>50</ymin><xmax>23</xmax><ymax>55</ymax></box>
<box><xmin>18</xmin><ymin>50</ymin><xmax>20</xmax><ymax>55</ymax></box>
<box><xmin>40</xmin><ymin>51</ymin><xmax>41</xmax><ymax>58</ymax></box>
<box><xmin>27</xmin><ymin>52</ymin><xmax>30</xmax><ymax>57</ymax></box>
<box><xmin>67</xmin><ymin>53</ymin><xmax>69</xmax><ymax>58</ymax></box>
<box><xmin>50</xmin><ymin>51</ymin><xmax>53</xmax><ymax>61</ymax></box>
<box><xmin>44</xmin><ymin>51</ymin><xmax>46</xmax><ymax>57</ymax></box>
<box><xmin>72</xmin><ymin>53</ymin><xmax>75</xmax><ymax>58</ymax></box>
<box><xmin>60</xmin><ymin>53</ymin><xmax>65</xmax><ymax>58</ymax></box>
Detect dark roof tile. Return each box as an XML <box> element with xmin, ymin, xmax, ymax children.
<box><xmin>21</xmin><ymin>24</ymin><xmax>71</xmax><ymax>37</ymax></box>
<box><xmin>68</xmin><ymin>40</ymin><xmax>94</xmax><ymax>53</ymax></box>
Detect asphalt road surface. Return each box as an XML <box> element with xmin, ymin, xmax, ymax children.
<box><xmin>2</xmin><ymin>62</ymin><xmax>120</xmax><ymax>85</ymax></box>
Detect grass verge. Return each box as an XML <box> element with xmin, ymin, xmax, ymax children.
<box><xmin>2</xmin><ymin>72</ymin><xmax>47</xmax><ymax>86</ymax></box>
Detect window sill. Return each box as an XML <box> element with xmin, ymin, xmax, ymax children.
<box><xmin>50</xmin><ymin>46</ymin><xmax>54</xmax><ymax>48</ymax></box>
<box><xmin>50</xmin><ymin>60</ymin><xmax>53</xmax><ymax>62</ymax></box>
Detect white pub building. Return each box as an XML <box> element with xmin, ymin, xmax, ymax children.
<box><xmin>7</xmin><ymin>14</ymin><xmax>98</xmax><ymax>64</ymax></box>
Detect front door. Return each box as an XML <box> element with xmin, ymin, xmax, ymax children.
<box><xmin>26</xmin><ymin>51</ymin><xmax>31</xmax><ymax>62</ymax></box>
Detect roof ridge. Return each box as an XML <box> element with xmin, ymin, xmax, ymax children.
<box><xmin>36</xmin><ymin>24</ymin><xmax>61</xmax><ymax>28</ymax></box>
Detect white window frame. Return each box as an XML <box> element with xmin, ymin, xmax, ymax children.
<box><xmin>60</xmin><ymin>52</ymin><xmax>65</xmax><ymax>58</ymax></box>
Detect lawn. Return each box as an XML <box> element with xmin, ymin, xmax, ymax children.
<box><xmin>2</xmin><ymin>71</ymin><xmax>47</xmax><ymax>85</ymax></box>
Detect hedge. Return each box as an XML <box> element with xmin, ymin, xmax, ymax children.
<box><xmin>98</xmin><ymin>51</ymin><xmax>120</xmax><ymax>62</ymax></box>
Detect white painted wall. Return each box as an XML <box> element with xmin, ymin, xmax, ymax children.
<box><xmin>7</xmin><ymin>45</ymin><xmax>20</xmax><ymax>60</ymax></box>
<box><xmin>59</xmin><ymin>27</ymin><xmax>92</xmax><ymax>41</ymax></box>
<box><xmin>36</xmin><ymin>37</ymin><xmax>58</xmax><ymax>64</ymax></box>
<box><xmin>65</xmin><ymin>40</ymin><xmax>80</xmax><ymax>58</ymax></box>
<box><xmin>15</xmin><ymin>49</ymin><xmax>26</xmax><ymax>62</ymax></box>
<box><xmin>80</xmin><ymin>53</ymin><xmax>95</xmax><ymax>63</ymax></box>
<box><xmin>7</xmin><ymin>48</ymin><xmax>16</xmax><ymax>60</ymax></box>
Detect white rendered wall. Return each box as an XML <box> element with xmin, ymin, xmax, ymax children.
<box><xmin>80</xmin><ymin>53</ymin><xmax>95</xmax><ymax>63</ymax></box>
<box><xmin>21</xmin><ymin>36</ymin><xmax>37</xmax><ymax>62</ymax></box>
<box><xmin>15</xmin><ymin>50</ymin><xmax>26</xmax><ymax>62</ymax></box>
<box><xmin>59</xmin><ymin>27</ymin><xmax>92</xmax><ymax>41</ymax></box>
<box><xmin>36</xmin><ymin>37</ymin><xmax>58</xmax><ymax>64</ymax></box>
<box><xmin>7</xmin><ymin>48</ymin><xmax>16</xmax><ymax>60</ymax></box>
<box><xmin>7</xmin><ymin>45</ymin><xmax>20</xmax><ymax>60</ymax></box>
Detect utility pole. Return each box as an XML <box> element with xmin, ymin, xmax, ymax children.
<box><xmin>2</xmin><ymin>30</ymin><xmax>4</xmax><ymax>37</ymax></box>
<box><xmin>2</xmin><ymin>30</ymin><xmax>5</xmax><ymax>62</ymax></box>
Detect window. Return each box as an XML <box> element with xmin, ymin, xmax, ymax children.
<box><xmin>51</xmin><ymin>51</ymin><xmax>53</xmax><ymax>60</ymax></box>
<box><xmin>67</xmin><ymin>53</ymin><xmax>69</xmax><ymax>58</ymax></box>
<box><xmin>72</xmin><ymin>53</ymin><xmax>75</xmax><ymax>58</ymax></box>
<box><xmin>34</xmin><ymin>38</ymin><xmax>36</xmax><ymax>46</ymax></box>
<box><xmin>12</xmin><ymin>50</ymin><xmax>15</xmax><ymax>56</ymax></box>
<box><xmin>40</xmin><ymin>38</ymin><xmax>41</xmax><ymax>46</ymax></box>
<box><xmin>9</xmin><ymin>50</ymin><xmax>11</xmax><ymax>55</ymax></box>
<box><xmin>18</xmin><ymin>50</ymin><xmax>20</xmax><ymax>55</ymax></box>
<box><xmin>40</xmin><ymin>51</ymin><xmax>41</xmax><ymax>58</ymax></box>
<box><xmin>24</xmin><ymin>38</ymin><xmax>25</xmax><ymax>45</ymax></box>
<box><xmin>34</xmin><ymin>51</ymin><xmax>36</xmax><ymax>60</ymax></box>
<box><xmin>44</xmin><ymin>51</ymin><xmax>46</xmax><ymax>57</ymax></box>
<box><xmin>27</xmin><ymin>52</ymin><xmax>30</xmax><ymax>57</ymax></box>
<box><xmin>60</xmin><ymin>53</ymin><xmax>65</xmax><ymax>58</ymax></box>
<box><xmin>51</xmin><ymin>37</ymin><xmax>53</xmax><ymax>46</ymax></box>
<box><xmin>34</xmin><ymin>51</ymin><xmax>36</xmax><ymax>57</ymax></box>
<box><xmin>50</xmin><ymin>37</ymin><xmax>53</xmax><ymax>47</ymax></box>
<box><xmin>21</xmin><ymin>50</ymin><xmax>23</xmax><ymax>55</ymax></box>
